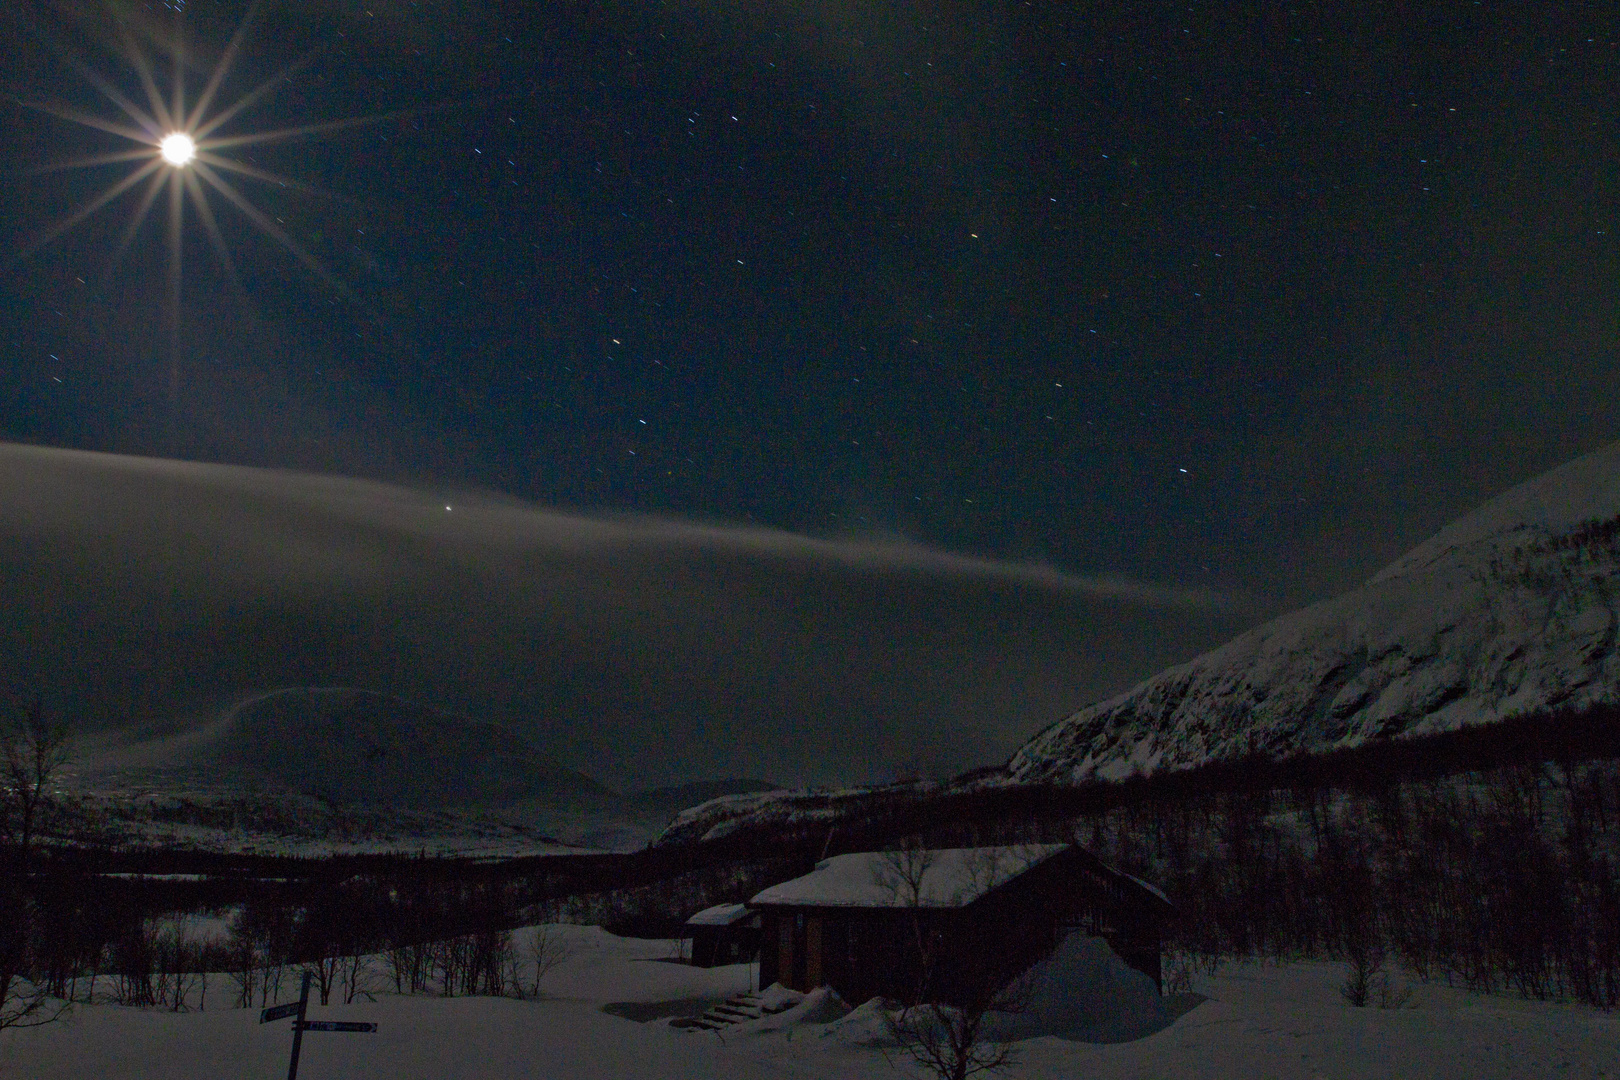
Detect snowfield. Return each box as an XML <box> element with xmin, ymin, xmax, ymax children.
<box><xmin>3</xmin><ymin>925</ymin><xmax>1617</xmax><ymax>1079</ymax></box>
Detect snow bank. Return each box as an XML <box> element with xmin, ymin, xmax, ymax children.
<box><xmin>988</xmin><ymin>934</ymin><xmax>1169</xmax><ymax>1043</ymax></box>
<box><xmin>523</xmin><ymin>925</ymin><xmax>754</xmax><ymax>1005</ymax></box>
<box><xmin>820</xmin><ymin>997</ymin><xmax>902</xmax><ymax>1047</ymax></box>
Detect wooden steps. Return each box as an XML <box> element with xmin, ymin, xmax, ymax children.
<box><xmin>669</xmin><ymin>991</ymin><xmax>793</xmax><ymax>1031</ymax></box>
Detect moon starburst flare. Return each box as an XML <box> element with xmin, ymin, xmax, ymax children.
<box><xmin>14</xmin><ymin>4</ymin><xmax>367</xmax><ymax>295</ymax></box>
<box><xmin>159</xmin><ymin>132</ymin><xmax>196</xmax><ymax>166</ymax></box>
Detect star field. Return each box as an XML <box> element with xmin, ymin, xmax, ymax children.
<box><xmin>2</xmin><ymin>0</ymin><xmax>1616</xmax><ymax>613</ymax></box>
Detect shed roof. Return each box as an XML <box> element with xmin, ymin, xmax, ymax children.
<box><xmin>685</xmin><ymin>902</ymin><xmax>755</xmax><ymax>927</ymax></box>
<box><xmin>750</xmin><ymin>844</ymin><xmax>1068</xmax><ymax>909</ymax></box>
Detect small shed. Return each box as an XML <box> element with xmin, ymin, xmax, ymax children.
<box><xmin>749</xmin><ymin>844</ymin><xmax>1174</xmax><ymax>1007</ymax></box>
<box><xmin>684</xmin><ymin>903</ymin><xmax>762</xmax><ymax>967</ymax></box>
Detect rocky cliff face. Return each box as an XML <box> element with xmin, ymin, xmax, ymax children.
<box><xmin>1007</xmin><ymin>442</ymin><xmax>1620</xmax><ymax>784</ymax></box>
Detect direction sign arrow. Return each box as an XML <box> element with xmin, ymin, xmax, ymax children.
<box><xmin>296</xmin><ymin>1021</ymin><xmax>378</xmax><ymax>1033</ymax></box>
<box><xmin>260</xmin><ymin>1002</ymin><xmax>302</xmax><ymax>1024</ymax></box>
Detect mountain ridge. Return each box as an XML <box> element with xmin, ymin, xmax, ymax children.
<box><xmin>1006</xmin><ymin>440</ymin><xmax>1620</xmax><ymax>785</ymax></box>
<box><xmin>73</xmin><ymin>686</ymin><xmax>619</xmax><ymax>811</ymax></box>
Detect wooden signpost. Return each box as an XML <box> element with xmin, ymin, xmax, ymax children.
<box><xmin>259</xmin><ymin>971</ymin><xmax>377</xmax><ymax>1080</ymax></box>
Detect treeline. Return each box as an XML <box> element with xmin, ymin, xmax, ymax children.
<box><xmin>641</xmin><ymin>699</ymin><xmax>1620</xmax><ymax>1011</ymax></box>
<box><xmin>21</xmin><ymin>912</ymin><xmax>567</xmax><ymax>1013</ymax></box>
<box><xmin>11</xmin><ymin>699</ymin><xmax>1619</xmax><ymax>1016</ymax></box>
<box><xmin>1066</xmin><ymin>758</ymin><xmax>1620</xmax><ymax>1010</ymax></box>
<box><xmin>4</xmin><ymin>838</ymin><xmax>808</xmax><ymax>1012</ymax></box>
<box><xmin>895</xmin><ymin>751</ymin><xmax>1620</xmax><ymax>1011</ymax></box>
<box><xmin>644</xmin><ymin>701</ymin><xmax>1620</xmax><ymax>859</ymax></box>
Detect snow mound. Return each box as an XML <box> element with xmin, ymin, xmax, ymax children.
<box><xmin>812</xmin><ymin>937</ymin><xmax>1171</xmax><ymax>1048</ymax></box>
<box><xmin>756</xmin><ymin>984</ymin><xmax>806</xmax><ymax>1012</ymax></box>
<box><xmin>728</xmin><ymin>986</ymin><xmax>852</xmax><ymax>1036</ymax></box>
<box><xmin>820</xmin><ymin>997</ymin><xmax>902</xmax><ymax>1047</ymax></box>
<box><xmin>991</xmin><ymin>934</ymin><xmax>1168</xmax><ymax>1043</ymax></box>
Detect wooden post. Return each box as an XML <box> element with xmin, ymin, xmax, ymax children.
<box><xmin>805</xmin><ymin>915</ymin><xmax>823</xmax><ymax>989</ymax></box>
<box><xmin>286</xmin><ymin>970</ymin><xmax>312</xmax><ymax>1080</ymax></box>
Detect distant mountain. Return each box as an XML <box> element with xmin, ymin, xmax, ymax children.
<box><xmin>1008</xmin><ymin>441</ymin><xmax>1620</xmax><ymax>784</ymax></box>
<box><xmin>74</xmin><ymin>687</ymin><xmax>619</xmax><ymax>811</ymax></box>
<box><xmin>653</xmin><ymin>782</ymin><xmax>937</xmax><ymax>847</ymax></box>
<box><xmin>630</xmin><ymin>778</ymin><xmax>782</xmax><ymax>816</ymax></box>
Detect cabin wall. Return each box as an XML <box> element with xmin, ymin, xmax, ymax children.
<box><xmin>691</xmin><ymin>928</ymin><xmax>718</xmax><ymax>968</ymax></box>
<box><xmin>688</xmin><ymin>925</ymin><xmax>761</xmax><ymax>968</ymax></box>
<box><xmin>754</xmin><ymin>849</ymin><xmax>1170</xmax><ymax>1001</ymax></box>
<box><xmin>759</xmin><ymin>912</ymin><xmax>780</xmax><ymax>986</ymax></box>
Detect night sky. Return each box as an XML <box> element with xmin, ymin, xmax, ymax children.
<box><xmin>0</xmin><ymin>1</ymin><xmax>1616</xmax><ymax>786</ymax></box>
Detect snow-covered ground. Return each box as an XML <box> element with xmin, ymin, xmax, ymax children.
<box><xmin>4</xmin><ymin>925</ymin><xmax>1617</xmax><ymax>1079</ymax></box>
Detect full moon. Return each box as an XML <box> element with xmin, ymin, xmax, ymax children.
<box><xmin>159</xmin><ymin>133</ymin><xmax>196</xmax><ymax>166</ymax></box>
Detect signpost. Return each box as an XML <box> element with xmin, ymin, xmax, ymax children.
<box><xmin>259</xmin><ymin>971</ymin><xmax>377</xmax><ymax>1079</ymax></box>
<box><xmin>260</xmin><ymin>1001</ymin><xmax>302</xmax><ymax>1024</ymax></box>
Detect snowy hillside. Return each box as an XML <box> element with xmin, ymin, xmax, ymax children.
<box><xmin>74</xmin><ymin>687</ymin><xmax>616</xmax><ymax>810</ymax></box>
<box><xmin>59</xmin><ymin>687</ymin><xmax>674</xmax><ymax>853</ymax></box>
<box><xmin>1009</xmin><ymin>441</ymin><xmax>1620</xmax><ymax>784</ymax></box>
<box><xmin>654</xmin><ymin>782</ymin><xmax>939</xmax><ymax>846</ymax></box>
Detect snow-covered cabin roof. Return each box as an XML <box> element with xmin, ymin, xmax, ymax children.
<box><xmin>1118</xmin><ymin>869</ymin><xmax>1171</xmax><ymax>906</ymax></box>
<box><xmin>685</xmin><ymin>903</ymin><xmax>755</xmax><ymax>927</ymax></box>
<box><xmin>750</xmin><ymin>845</ymin><xmax>1069</xmax><ymax>909</ymax></box>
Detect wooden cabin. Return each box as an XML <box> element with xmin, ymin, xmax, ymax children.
<box><xmin>684</xmin><ymin>903</ymin><xmax>762</xmax><ymax>967</ymax></box>
<box><xmin>749</xmin><ymin>844</ymin><xmax>1174</xmax><ymax>1007</ymax></box>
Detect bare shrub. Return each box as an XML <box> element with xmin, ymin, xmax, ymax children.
<box><xmin>0</xmin><ymin>699</ymin><xmax>71</xmax><ymax>1032</ymax></box>
<box><xmin>340</xmin><ymin>951</ymin><xmax>377</xmax><ymax>1004</ymax></box>
<box><xmin>386</xmin><ymin>941</ymin><xmax>431</xmax><ymax>995</ymax></box>
<box><xmin>874</xmin><ymin>842</ymin><xmax>1024</xmax><ymax>1080</ymax></box>
<box><xmin>523</xmin><ymin>925</ymin><xmax>569</xmax><ymax>1000</ymax></box>
<box><xmin>1161</xmin><ymin>943</ymin><xmax>1220</xmax><ymax>995</ymax></box>
<box><xmin>302</xmin><ymin>954</ymin><xmax>341</xmax><ymax>1007</ymax></box>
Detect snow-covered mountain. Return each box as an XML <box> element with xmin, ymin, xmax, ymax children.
<box><xmin>1008</xmin><ymin>441</ymin><xmax>1620</xmax><ymax>784</ymax></box>
<box><xmin>654</xmin><ymin>782</ymin><xmax>938</xmax><ymax>846</ymax></box>
<box><xmin>74</xmin><ymin>686</ymin><xmax>617</xmax><ymax>810</ymax></box>
<box><xmin>57</xmin><ymin>687</ymin><xmax>689</xmax><ymax>853</ymax></box>
<box><xmin>63</xmin><ymin>689</ymin><xmax>797</xmax><ymax>853</ymax></box>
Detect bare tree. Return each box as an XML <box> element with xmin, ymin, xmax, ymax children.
<box><xmin>339</xmin><ymin>950</ymin><xmax>376</xmax><ymax>1004</ymax></box>
<box><xmin>0</xmin><ymin>698</ymin><xmax>72</xmax><ymax>1032</ymax></box>
<box><xmin>302</xmin><ymin>953</ymin><xmax>342</xmax><ymax>1007</ymax></box>
<box><xmin>386</xmin><ymin>940</ymin><xmax>431</xmax><ymax>995</ymax></box>
<box><xmin>226</xmin><ymin>930</ymin><xmax>260</xmax><ymax>1009</ymax></box>
<box><xmin>888</xmin><ymin>985</ymin><xmax>1026</xmax><ymax>1080</ymax></box>
<box><xmin>875</xmin><ymin>838</ymin><xmax>938</xmax><ymax>989</ymax></box>
<box><xmin>522</xmin><ymin>925</ymin><xmax>569</xmax><ymax>1000</ymax></box>
<box><xmin>875</xmin><ymin>841</ymin><xmax>1025</xmax><ymax>1080</ymax></box>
